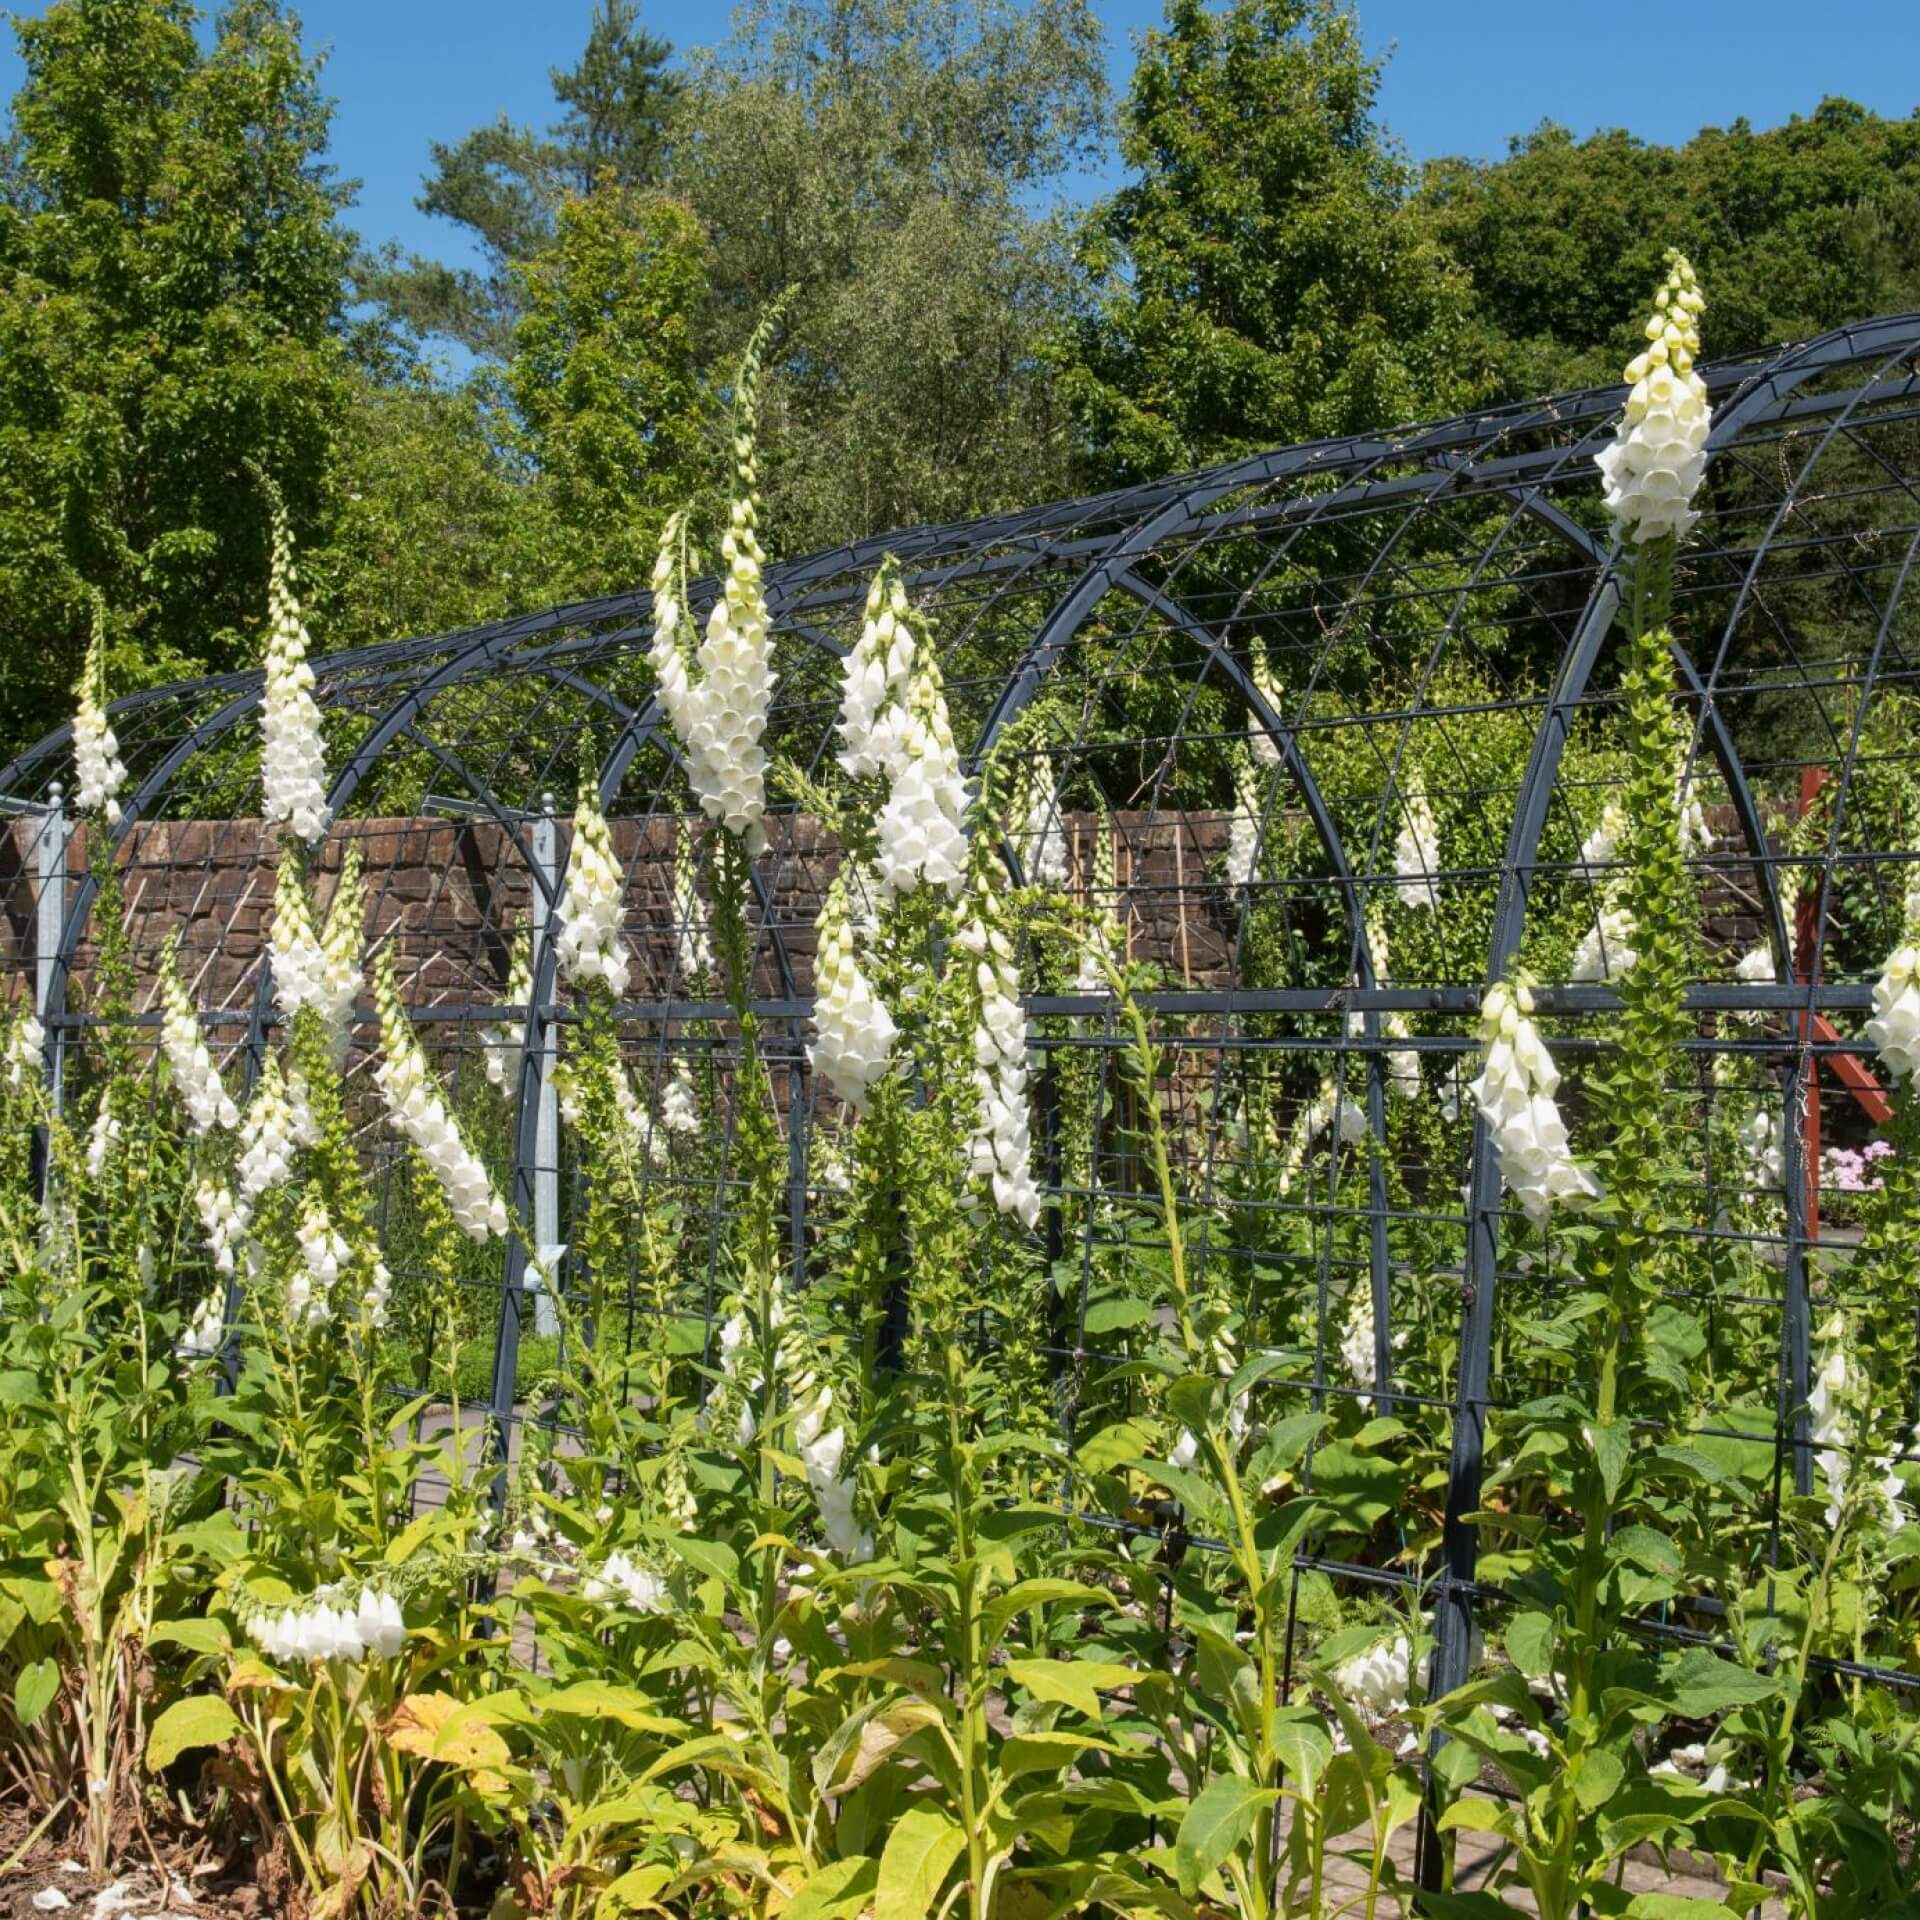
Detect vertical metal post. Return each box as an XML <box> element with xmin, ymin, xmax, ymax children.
<box><xmin>529</xmin><ymin>794</ymin><xmax>560</xmax><ymax>1338</ymax></box>
<box><xmin>36</xmin><ymin>784</ymin><xmax>68</xmax><ymax>1111</ymax></box>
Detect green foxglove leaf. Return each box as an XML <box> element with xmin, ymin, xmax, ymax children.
<box><xmin>1173</xmin><ymin>1776</ymin><xmax>1277</xmax><ymax>1898</ymax></box>
<box><xmin>14</xmin><ymin>1658</ymin><xmax>57</xmax><ymax>1728</ymax></box>
<box><xmin>874</xmin><ymin>1806</ymin><xmax>966</xmax><ymax>1920</ymax></box>
<box><xmin>147</xmin><ymin>1693</ymin><xmax>241</xmax><ymax>1769</ymax></box>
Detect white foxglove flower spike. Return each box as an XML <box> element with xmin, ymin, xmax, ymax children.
<box><xmin>1467</xmin><ymin>979</ymin><xmax>1602</xmax><ymax>1225</ymax></box>
<box><xmin>647</xmin><ymin>312</ymin><xmax>782</xmax><ymax>853</ymax></box>
<box><xmin>482</xmin><ymin>923</ymin><xmax>532</xmax><ymax>1092</ymax></box>
<box><xmin>809</xmin><ymin>869</ymin><xmax>896</xmax><ymax>1112</ymax></box>
<box><xmin>959</xmin><ymin>880</ymin><xmax>1040</xmax><ymax>1230</ymax></box>
<box><xmin>1865</xmin><ymin>874</ymin><xmax>1920</xmax><ymax>1086</ymax></box>
<box><xmin>1394</xmin><ymin>784</ymin><xmax>1440</xmax><ymax>910</ymax></box>
<box><xmin>1595</xmin><ymin>252</ymin><xmax>1712</xmax><ymax>544</ymax></box>
<box><xmin>159</xmin><ymin>937</ymin><xmax>239</xmax><ymax>1134</ymax></box>
<box><xmin>372</xmin><ymin>949</ymin><xmax>509</xmax><ymax>1241</ymax></box>
<box><xmin>72</xmin><ymin>594</ymin><xmax>126</xmax><ymax>824</ymax></box>
<box><xmin>554</xmin><ymin>794</ymin><xmax>630</xmax><ymax>997</ymax></box>
<box><xmin>258</xmin><ymin>484</ymin><xmax>329</xmax><ymax>843</ymax></box>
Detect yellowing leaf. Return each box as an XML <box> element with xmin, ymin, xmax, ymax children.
<box><xmin>1005</xmin><ymin>1657</ymin><xmax>1136</xmax><ymax>1719</ymax></box>
<box><xmin>874</xmin><ymin>1807</ymin><xmax>966</xmax><ymax>1920</ymax></box>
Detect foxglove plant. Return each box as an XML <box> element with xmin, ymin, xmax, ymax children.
<box><xmin>158</xmin><ymin>937</ymin><xmax>239</xmax><ymax>1134</ymax></box>
<box><xmin>1224</xmin><ymin>747</ymin><xmax>1262</xmax><ymax>890</ymax></box>
<box><xmin>371</xmin><ymin>948</ymin><xmax>508</xmax><ymax>1241</ymax></box>
<box><xmin>1394</xmin><ymin>782</ymin><xmax>1440</xmax><ymax>909</ymax></box>
<box><xmin>71</xmin><ymin>594</ymin><xmax>125</xmax><ymax>825</ymax></box>
<box><xmin>646</xmin><ymin>312</ymin><xmax>783</xmax><ymax>854</ymax></box>
<box><xmin>958</xmin><ymin>868</ymin><xmax>1040</xmax><ymax>1229</ymax></box>
<box><xmin>1468</xmin><ymin>978</ymin><xmax>1601</xmax><ymax>1225</ymax></box>
<box><xmin>809</xmin><ymin>866</ymin><xmax>897</xmax><ymax>1112</ymax></box>
<box><xmin>481</xmin><ymin>922</ymin><xmax>533</xmax><ymax>1092</ymax></box>
<box><xmin>269</xmin><ymin>847</ymin><xmax>364</xmax><ymax>1045</ymax></box>
<box><xmin>1595</xmin><ymin>252</ymin><xmax>1711</xmax><ymax>542</ymax></box>
<box><xmin>258</xmin><ymin>482</ymin><xmax>329</xmax><ymax>846</ymax></box>
<box><xmin>554</xmin><ymin>791</ymin><xmax>630</xmax><ymax>997</ymax></box>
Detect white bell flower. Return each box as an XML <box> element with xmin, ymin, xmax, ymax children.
<box><xmin>1569</xmin><ymin>904</ymin><xmax>1639</xmax><ymax>983</ymax></box>
<box><xmin>259</xmin><ymin>490</ymin><xmax>329</xmax><ymax>843</ymax></box>
<box><xmin>1225</xmin><ymin>750</ymin><xmax>1262</xmax><ymax>890</ymax></box>
<box><xmin>959</xmin><ymin>904</ymin><xmax>1040</xmax><ymax>1230</ymax></box>
<box><xmin>1595</xmin><ymin>252</ymin><xmax>1712</xmax><ymax>544</ymax></box>
<box><xmin>1394</xmin><ymin>785</ymin><xmax>1440</xmax><ymax>909</ymax></box>
<box><xmin>1739</xmin><ymin>1106</ymin><xmax>1784</xmax><ymax>1191</ymax></box>
<box><xmin>195</xmin><ymin>1178</ymin><xmax>247</xmax><ymax>1277</ymax></box>
<box><xmin>4</xmin><ymin>1009</ymin><xmax>45</xmax><ymax>1091</ymax></box>
<box><xmin>1866</xmin><ymin>887</ymin><xmax>1920</xmax><ymax>1086</ymax></box>
<box><xmin>237</xmin><ymin>1056</ymin><xmax>299</xmax><ymax>1202</ymax></box>
<box><xmin>810</xmin><ymin>874</ymin><xmax>896</xmax><ymax>1111</ymax></box>
<box><xmin>178</xmin><ymin>1289</ymin><xmax>225</xmax><ymax>1360</ymax></box>
<box><xmin>482</xmin><ymin>925</ymin><xmax>532</xmax><ymax>1093</ymax></box>
<box><xmin>159</xmin><ymin>940</ymin><xmax>238</xmax><ymax>1133</ymax></box>
<box><xmin>1467</xmin><ymin>980</ymin><xmax>1602</xmax><ymax>1224</ymax></box>
<box><xmin>1019</xmin><ymin>759</ymin><xmax>1070</xmax><ymax>887</ymax></box>
<box><xmin>72</xmin><ymin>600</ymin><xmax>126</xmax><ymax>824</ymax></box>
<box><xmin>373</xmin><ymin>950</ymin><xmax>509</xmax><ymax>1241</ymax></box>
<box><xmin>1331</xmin><ymin>1633</ymin><xmax>1412</xmax><ymax>1719</ymax></box>
<box><xmin>554</xmin><ymin>796</ymin><xmax>630</xmax><ymax>998</ymax></box>
<box><xmin>673</xmin><ymin>825</ymin><xmax>713</xmax><ymax>991</ymax></box>
<box><xmin>581</xmin><ymin>1551</ymin><xmax>669</xmax><ymax>1614</ymax></box>
<box><xmin>85</xmin><ymin>1103</ymin><xmax>120</xmax><ymax>1179</ymax></box>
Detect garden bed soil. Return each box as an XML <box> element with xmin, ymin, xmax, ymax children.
<box><xmin>0</xmin><ymin>1803</ymin><xmax>259</xmax><ymax>1920</ymax></box>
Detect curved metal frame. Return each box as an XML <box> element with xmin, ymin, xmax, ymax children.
<box><xmin>10</xmin><ymin>314</ymin><xmax>1920</xmax><ymax>1891</ymax></box>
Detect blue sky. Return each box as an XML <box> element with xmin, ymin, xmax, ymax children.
<box><xmin>2</xmin><ymin>0</ymin><xmax>1915</xmax><ymax>274</ymax></box>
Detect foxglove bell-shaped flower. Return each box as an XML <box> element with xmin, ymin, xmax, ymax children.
<box><xmin>72</xmin><ymin>597</ymin><xmax>125</xmax><ymax>824</ymax></box>
<box><xmin>873</xmin><ymin>650</ymin><xmax>971</xmax><ymax>900</ymax></box>
<box><xmin>270</xmin><ymin>849</ymin><xmax>363</xmax><ymax>1043</ymax></box>
<box><xmin>1865</xmin><ymin>879</ymin><xmax>1920</xmax><ymax>1086</ymax></box>
<box><xmin>1017</xmin><ymin>757</ymin><xmax>1070</xmax><ymax>888</ymax></box>
<box><xmin>1394</xmin><ymin>784</ymin><xmax>1440</xmax><ymax>909</ymax></box>
<box><xmin>959</xmin><ymin>897</ymin><xmax>1040</xmax><ymax>1230</ymax></box>
<box><xmin>159</xmin><ymin>938</ymin><xmax>239</xmax><ymax>1133</ymax></box>
<box><xmin>1076</xmin><ymin>818</ymin><xmax>1121</xmax><ymax>995</ymax></box>
<box><xmin>1248</xmin><ymin>639</ymin><xmax>1284</xmax><ymax>772</ymax></box>
<box><xmin>236</xmin><ymin>1056</ymin><xmax>300</xmax><ymax>1202</ymax></box>
<box><xmin>195</xmin><ymin>1180</ymin><xmax>246</xmax><ymax>1274</ymax></box>
<box><xmin>482</xmin><ymin>924</ymin><xmax>532</xmax><ymax>1092</ymax></box>
<box><xmin>1569</xmin><ymin>904</ymin><xmax>1639</xmax><ymax>983</ymax></box>
<box><xmin>86</xmin><ymin>1103</ymin><xmax>120</xmax><ymax>1179</ymax></box>
<box><xmin>291</xmin><ymin>1193</ymin><xmax>348</xmax><ymax>1328</ymax></box>
<box><xmin>373</xmin><ymin>949</ymin><xmax>509</xmax><ymax>1240</ymax></box>
<box><xmin>1739</xmin><ymin>1106</ymin><xmax>1784</xmax><ymax>1190</ymax></box>
<box><xmin>648</xmin><ymin>322</ymin><xmax>781</xmax><ymax>853</ymax></box>
<box><xmin>838</xmin><ymin>562</ymin><xmax>919</xmax><ymax>779</ymax></box>
<box><xmin>660</xmin><ymin>1061</ymin><xmax>699</xmax><ymax>1134</ymax></box>
<box><xmin>1331</xmin><ymin>1634</ymin><xmax>1413</xmax><ymax>1719</ymax></box>
<box><xmin>259</xmin><ymin>488</ymin><xmax>330</xmax><ymax>844</ymax></box>
<box><xmin>581</xmin><ymin>1551</ymin><xmax>669</xmax><ymax>1613</ymax></box>
<box><xmin>3</xmin><ymin>1008</ymin><xmax>45</xmax><ymax>1091</ymax></box>
<box><xmin>554</xmin><ymin>795</ymin><xmax>630</xmax><ymax>997</ymax></box>
<box><xmin>1595</xmin><ymin>252</ymin><xmax>1712</xmax><ymax>544</ymax></box>
<box><xmin>178</xmin><ymin>1290</ymin><xmax>224</xmax><ymax>1360</ymax></box>
<box><xmin>673</xmin><ymin>824</ymin><xmax>714</xmax><ymax>991</ymax></box>
<box><xmin>1225</xmin><ymin>750</ymin><xmax>1262</xmax><ymax>890</ymax></box>
<box><xmin>1467</xmin><ymin>979</ymin><xmax>1602</xmax><ymax>1225</ymax></box>
<box><xmin>810</xmin><ymin>872</ymin><xmax>896</xmax><ymax>1111</ymax></box>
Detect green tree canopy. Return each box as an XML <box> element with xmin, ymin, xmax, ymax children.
<box><xmin>505</xmin><ymin>183</ymin><xmax>710</xmax><ymax>602</ymax></box>
<box><xmin>1053</xmin><ymin>0</ymin><xmax>1484</xmax><ymax>484</ymax></box>
<box><xmin>1419</xmin><ymin>99</ymin><xmax>1920</xmax><ymax>399</ymax></box>
<box><xmin>0</xmin><ymin>0</ymin><xmax>353</xmax><ymax>753</ymax></box>
<box><xmin>362</xmin><ymin>0</ymin><xmax>680</xmax><ymax>358</ymax></box>
<box><xmin>675</xmin><ymin>0</ymin><xmax>1107</xmax><ymax>551</ymax></box>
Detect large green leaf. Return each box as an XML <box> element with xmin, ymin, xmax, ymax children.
<box><xmin>1005</xmin><ymin>1656</ymin><xmax>1136</xmax><ymax>1719</ymax></box>
<box><xmin>783</xmin><ymin>1857</ymin><xmax>880</xmax><ymax>1920</ymax></box>
<box><xmin>1173</xmin><ymin>1776</ymin><xmax>1277</xmax><ymax>1899</ymax></box>
<box><xmin>14</xmin><ymin>1658</ymin><xmax>57</xmax><ymax>1729</ymax></box>
<box><xmin>147</xmin><ymin>1693</ymin><xmax>241</xmax><ymax>1769</ymax></box>
<box><xmin>873</xmin><ymin>1806</ymin><xmax>966</xmax><ymax>1920</ymax></box>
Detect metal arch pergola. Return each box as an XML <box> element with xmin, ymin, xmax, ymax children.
<box><xmin>7</xmin><ymin>313</ymin><xmax>1920</xmax><ymax>1873</ymax></box>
